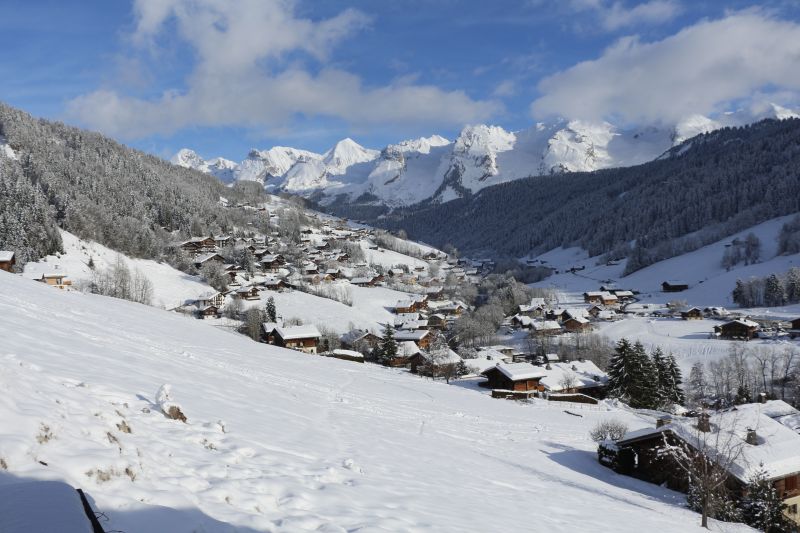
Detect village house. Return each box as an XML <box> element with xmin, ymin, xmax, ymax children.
<box><xmin>394</xmin><ymin>329</ymin><xmax>432</xmax><ymax>350</ymax></box>
<box><xmin>195</xmin><ymin>291</ymin><xmax>225</xmax><ymax>308</ymax></box>
<box><xmin>180</xmin><ymin>236</ymin><xmax>217</xmax><ymax>256</ymax></box>
<box><xmin>260</xmin><ymin>254</ymin><xmax>286</xmax><ymax>272</ymax></box>
<box><xmin>235</xmin><ymin>286</ymin><xmax>260</xmax><ymax>301</ymax></box>
<box><xmin>263</xmin><ymin>324</ymin><xmax>321</xmax><ymax>354</ymax></box>
<box><xmin>563</xmin><ymin>316</ymin><xmax>593</xmax><ymax>333</ymax></box>
<box><xmin>350</xmin><ymin>276</ymin><xmax>377</xmax><ymax>287</ymax></box>
<box><xmin>408</xmin><ymin>348</ymin><xmax>462</xmax><ymax>376</ymax></box>
<box><xmin>583</xmin><ymin>291</ymin><xmax>606</xmax><ymax>304</ymax></box>
<box><xmin>714</xmin><ymin>319</ymin><xmax>760</xmax><ymax>340</ymax></box>
<box><xmin>33</xmin><ymin>273</ymin><xmax>72</xmax><ymax>290</ymax></box>
<box><xmin>608</xmin><ymin>401</ymin><xmax>800</xmax><ymax>526</ymax></box>
<box><xmin>339</xmin><ymin>330</ymin><xmax>383</xmax><ymax>352</ymax></box>
<box><xmin>480</xmin><ymin>363</ymin><xmax>546</xmax><ymax>397</ymax></box>
<box><xmin>193</xmin><ymin>252</ymin><xmax>225</xmax><ymax>269</ymax></box>
<box><xmin>198</xmin><ymin>305</ymin><xmax>220</xmax><ymax>320</ymax></box>
<box><xmin>531</xmin><ymin>320</ymin><xmax>563</xmax><ymax>336</ymax></box>
<box><xmin>537</xmin><ymin>360</ymin><xmax>608</xmax><ymax>398</ymax></box>
<box><xmin>0</xmin><ymin>251</ymin><xmax>15</xmax><ymax>272</ymax></box>
<box><xmin>662</xmin><ymin>280</ymin><xmax>689</xmax><ymax>292</ymax></box>
<box><xmin>261</xmin><ymin>278</ymin><xmax>287</xmax><ymax>291</ymax></box>
<box><xmin>680</xmin><ymin>307</ymin><xmax>704</xmax><ymax>320</ymax></box>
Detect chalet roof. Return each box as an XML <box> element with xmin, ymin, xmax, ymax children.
<box><xmin>531</xmin><ymin>320</ymin><xmax>562</xmax><ymax>331</ymax></box>
<box><xmin>0</xmin><ymin>251</ymin><xmax>14</xmax><ymax>262</ymax></box>
<box><xmin>397</xmin><ymin>341</ymin><xmax>422</xmax><ymax>357</ymax></box>
<box><xmin>564</xmin><ymin>316</ymin><xmax>590</xmax><ymax>325</ymax></box>
<box><xmin>539</xmin><ymin>361</ymin><xmax>608</xmax><ymax>392</ymax></box>
<box><xmin>614</xmin><ymin>290</ymin><xmax>634</xmax><ymax>297</ymax></box>
<box><xmin>484</xmin><ymin>363</ymin><xmax>546</xmax><ymax>381</ymax></box>
<box><xmin>723</xmin><ymin>319</ymin><xmax>760</xmax><ymax>328</ymax></box>
<box><xmin>195</xmin><ymin>253</ymin><xmax>223</xmax><ymax>264</ymax></box>
<box><xmin>394</xmin><ymin>329</ymin><xmax>430</xmax><ymax>342</ymax></box>
<box><xmin>274</xmin><ymin>324</ymin><xmax>321</xmax><ymax>340</ymax></box>
<box><xmin>620</xmin><ymin>402</ymin><xmax>800</xmax><ymax>482</ymax></box>
<box><xmin>416</xmin><ymin>348</ymin><xmax>462</xmax><ymax>365</ymax></box>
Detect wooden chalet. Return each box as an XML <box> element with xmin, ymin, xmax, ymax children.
<box><xmin>340</xmin><ymin>330</ymin><xmax>383</xmax><ymax>352</ymax></box>
<box><xmin>350</xmin><ymin>276</ymin><xmax>377</xmax><ymax>287</ymax></box>
<box><xmin>394</xmin><ymin>329</ymin><xmax>432</xmax><ymax>350</ymax></box>
<box><xmin>609</xmin><ymin>402</ymin><xmax>800</xmax><ymax>527</ymax></box>
<box><xmin>235</xmin><ymin>286</ymin><xmax>260</xmax><ymax>301</ymax></box>
<box><xmin>563</xmin><ymin>317</ymin><xmax>592</xmax><ymax>333</ymax></box>
<box><xmin>680</xmin><ymin>307</ymin><xmax>703</xmax><ymax>320</ymax></box>
<box><xmin>193</xmin><ymin>252</ymin><xmax>225</xmax><ymax>269</ymax></box>
<box><xmin>789</xmin><ymin>318</ymin><xmax>800</xmax><ymax>339</ymax></box>
<box><xmin>260</xmin><ymin>255</ymin><xmax>286</xmax><ymax>272</ymax></box>
<box><xmin>196</xmin><ymin>291</ymin><xmax>225</xmax><ymax>308</ymax></box>
<box><xmin>34</xmin><ymin>273</ymin><xmax>72</xmax><ymax>290</ymax></box>
<box><xmin>180</xmin><ymin>236</ymin><xmax>216</xmax><ymax>256</ymax></box>
<box><xmin>0</xmin><ymin>251</ymin><xmax>15</xmax><ymax>272</ymax></box>
<box><xmin>531</xmin><ymin>320</ymin><xmax>563</xmax><ymax>337</ymax></box>
<box><xmin>714</xmin><ymin>319</ymin><xmax>760</xmax><ymax>340</ymax></box>
<box><xmin>261</xmin><ymin>278</ymin><xmax>287</xmax><ymax>291</ymax></box>
<box><xmin>480</xmin><ymin>363</ymin><xmax>546</xmax><ymax>396</ymax></box>
<box><xmin>408</xmin><ymin>348</ymin><xmax>462</xmax><ymax>376</ymax></box>
<box><xmin>427</xmin><ymin>313</ymin><xmax>447</xmax><ymax>330</ymax></box>
<box><xmin>263</xmin><ymin>324</ymin><xmax>321</xmax><ymax>354</ymax></box>
<box><xmin>661</xmin><ymin>280</ymin><xmax>689</xmax><ymax>293</ymax></box>
<box><xmin>198</xmin><ymin>305</ymin><xmax>220</xmax><ymax>319</ymax></box>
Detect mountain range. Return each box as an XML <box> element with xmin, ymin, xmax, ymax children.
<box><xmin>173</xmin><ymin>104</ymin><xmax>799</xmax><ymax>207</ymax></box>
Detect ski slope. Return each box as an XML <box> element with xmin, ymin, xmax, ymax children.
<box><xmin>0</xmin><ymin>272</ymin><xmax>749</xmax><ymax>532</ymax></box>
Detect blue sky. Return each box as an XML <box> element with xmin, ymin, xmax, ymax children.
<box><xmin>2</xmin><ymin>0</ymin><xmax>800</xmax><ymax>160</ymax></box>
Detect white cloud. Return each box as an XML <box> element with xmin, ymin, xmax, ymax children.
<box><xmin>493</xmin><ymin>80</ymin><xmax>517</xmax><ymax>98</ymax></box>
<box><xmin>68</xmin><ymin>0</ymin><xmax>499</xmax><ymax>139</ymax></box>
<box><xmin>568</xmin><ymin>0</ymin><xmax>681</xmax><ymax>31</ymax></box>
<box><xmin>531</xmin><ymin>12</ymin><xmax>800</xmax><ymax>124</ymax></box>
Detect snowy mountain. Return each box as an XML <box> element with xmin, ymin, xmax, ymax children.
<box><xmin>171</xmin><ymin>149</ymin><xmax>239</xmax><ymax>183</ymax></box>
<box><xmin>175</xmin><ymin>104</ymin><xmax>800</xmax><ymax>207</ymax></box>
<box><xmin>0</xmin><ymin>270</ymin><xmax>747</xmax><ymax>532</ymax></box>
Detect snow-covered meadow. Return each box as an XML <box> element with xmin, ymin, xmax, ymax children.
<box><xmin>0</xmin><ymin>272</ymin><xmax>750</xmax><ymax>532</ymax></box>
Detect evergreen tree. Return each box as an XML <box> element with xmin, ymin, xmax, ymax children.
<box><xmin>785</xmin><ymin>267</ymin><xmax>800</xmax><ymax>303</ymax></box>
<box><xmin>606</xmin><ymin>338</ymin><xmax>635</xmax><ymax>402</ymax></box>
<box><xmin>733</xmin><ymin>279</ymin><xmax>747</xmax><ymax>307</ymax></box>
<box><xmin>764</xmin><ymin>274</ymin><xmax>786</xmax><ymax>307</ymax></box>
<box><xmin>741</xmin><ymin>465</ymin><xmax>791</xmax><ymax>533</ymax></box>
<box><xmin>652</xmin><ymin>347</ymin><xmax>670</xmax><ymax>408</ymax></box>
<box><xmin>664</xmin><ymin>354</ymin><xmax>686</xmax><ymax>406</ymax></box>
<box><xmin>630</xmin><ymin>341</ymin><xmax>658</xmax><ymax>409</ymax></box>
<box><xmin>266</xmin><ymin>296</ymin><xmax>277</xmax><ymax>323</ymax></box>
<box><xmin>377</xmin><ymin>325</ymin><xmax>397</xmax><ymax>366</ymax></box>
<box><xmin>734</xmin><ymin>384</ymin><xmax>751</xmax><ymax>405</ymax></box>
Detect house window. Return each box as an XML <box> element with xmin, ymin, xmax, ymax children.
<box><xmin>788</xmin><ymin>504</ymin><xmax>798</xmax><ymax>516</ymax></box>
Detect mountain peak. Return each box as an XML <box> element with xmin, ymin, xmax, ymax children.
<box><xmin>323</xmin><ymin>138</ymin><xmax>379</xmax><ymax>175</ymax></box>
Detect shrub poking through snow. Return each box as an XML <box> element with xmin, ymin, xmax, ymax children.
<box><xmin>589</xmin><ymin>419</ymin><xmax>628</xmax><ymax>442</ymax></box>
<box><xmin>156</xmin><ymin>384</ymin><xmax>187</xmax><ymax>423</ymax></box>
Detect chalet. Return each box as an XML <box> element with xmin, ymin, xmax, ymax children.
<box><xmin>587</xmin><ymin>304</ymin><xmax>604</xmax><ymax>318</ymax></box>
<box><xmin>583</xmin><ymin>291</ymin><xmax>605</xmax><ymax>304</ymax></box>
<box><xmin>388</xmin><ymin>268</ymin><xmax>405</xmax><ymax>277</ymax></box>
<box><xmin>235</xmin><ymin>286</ymin><xmax>260</xmax><ymax>300</ymax></box>
<box><xmin>613</xmin><ymin>290</ymin><xmax>635</xmax><ymax>301</ymax></box>
<box><xmin>198</xmin><ymin>305</ymin><xmax>220</xmax><ymax>319</ymax></box>
<box><xmin>262</xmin><ymin>278</ymin><xmax>287</xmax><ymax>291</ymax></box>
<box><xmin>563</xmin><ymin>316</ymin><xmax>592</xmax><ymax>333</ymax></box>
<box><xmin>511</xmin><ymin>314</ymin><xmax>534</xmax><ymax>329</ymax></box>
<box><xmin>790</xmin><ymin>318</ymin><xmax>800</xmax><ymax>339</ymax></box>
<box><xmin>538</xmin><ymin>360</ymin><xmax>608</xmax><ymax>397</ymax></box>
<box><xmin>0</xmin><ymin>251</ymin><xmax>15</xmax><ymax>272</ymax></box>
<box><xmin>180</xmin><ymin>236</ymin><xmax>216</xmax><ymax>256</ymax></box>
<box><xmin>34</xmin><ymin>273</ymin><xmax>72</xmax><ymax>290</ymax></box>
<box><xmin>350</xmin><ymin>276</ymin><xmax>377</xmax><ymax>287</ymax></box>
<box><xmin>214</xmin><ymin>235</ymin><xmax>233</xmax><ymax>248</ymax></box>
<box><xmin>519</xmin><ymin>298</ymin><xmax>547</xmax><ymax>317</ymax></box>
<box><xmin>263</xmin><ymin>324</ymin><xmax>321</xmax><ymax>354</ymax></box>
<box><xmin>600</xmin><ymin>293</ymin><xmax>618</xmax><ymax>306</ymax></box>
<box><xmin>680</xmin><ymin>307</ymin><xmax>703</xmax><ymax>320</ymax></box>
<box><xmin>324</xmin><ymin>268</ymin><xmax>341</xmax><ymax>280</ymax></box>
<box><xmin>610</xmin><ymin>401</ymin><xmax>800</xmax><ymax>527</ymax></box>
<box><xmin>195</xmin><ymin>291</ymin><xmax>225</xmax><ymax>308</ymax></box>
<box><xmin>394</xmin><ymin>329</ymin><xmax>432</xmax><ymax>350</ymax></box>
<box><xmin>714</xmin><ymin>319</ymin><xmax>760</xmax><ymax>340</ymax></box>
<box><xmin>425</xmin><ymin>286</ymin><xmax>444</xmax><ymax>300</ymax></box>
<box><xmin>340</xmin><ymin>330</ymin><xmax>383</xmax><ymax>352</ymax></box>
<box><xmin>409</xmin><ymin>348</ymin><xmax>462</xmax><ymax>376</ymax></box>
<box><xmin>194</xmin><ymin>253</ymin><xmax>225</xmax><ymax>269</ymax></box>
<box><xmin>531</xmin><ymin>320</ymin><xmax>563</xmax><ymax>336</ymax></box>
<box><xmin>260</xmin><ymin>254</ymin><xmax>286</xmax><ymax>272</ymax></box>
<box><xmin>480</xmin><ymin>363</ymin><xmax>546</xmax><ymax>394</ymax></box>
<box><xmin>662</xmin><ymin>280</ymin><xmax>689</xmax><ymax>292</ymax></box>
<box><xmin>427</xmin><ymin>313</ymin><xmax>448</xmax><ymax>330</ymax></box>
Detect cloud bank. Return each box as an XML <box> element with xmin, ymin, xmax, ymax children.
<box><xmin>531</xmin><ymin>12</ymin><xmax>800</xmax><ymax>124</ymax></box>
<box><xmin>68</xmin><ymin>0</ymin><xmax>499</xmax><ymax>139</ymax></box>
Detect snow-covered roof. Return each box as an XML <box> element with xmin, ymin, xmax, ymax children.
<box><xmin>417</xmin><ymin>348</ymin><xmax>462</xmax><ymax>365</ymax></box>
<box><xmin>539</xmin><ymin>361</ymin><xmax>608</xmax><ymax>392</ymax></box>
<box><xmin>0</xmin><ymin>251</ymin><xmax>14</xmax><ymax>262</ymax></box>
<box><xmin>195</xmin><ymin>253</ymin><xmax>222</xmax><ymax>264</ymax></box>
<box><xmin>724</xmin><ymin>319</ymin><xmax>760</xmax><ymax>328</ymax></box>
<box><xmin>531</xmin><ymin>320</ymin><xmax>562</xmax><ymax>331</ymax></box>
<box><xmin>394</xmin><ymin>330</ymin><xmax>430</xmax><ymax>341</ymax></box>
<box><xmin>274</xmin><ymin>325</ymin><xmax>321</xmax><ymax>340</ymax></box>
<box><xmin>619</xmin><ymin>401</ymin><xmax>800</xmax><ymax>482</ymax></box>
<box><xmin>397</xmin><ymin>341</ymin><xmax>421</xmax><ymax>357</ymax></box>
<box><xmin>332</xmin><ymin>349</ymin><xmax>364</xmax><ymax>359</ymax></box>
<box><xmin>486</xmin><ymin>363</ymin><xmax>546</xmax><ymax>381</ymax></box>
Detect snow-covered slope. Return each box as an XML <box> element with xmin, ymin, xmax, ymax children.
<box><xmin>0</xmin><ymin>271</ymin><xmax>748</xmax><ymax>532</ymax></box>
<box><xmin>22</xmin><ymin>230</ymin><xmax>211</xmax><ymax>309</ymax></box>
<box><xmin>171</xmin><ymin>149</ymin><xmax>239</xmax><ymax>183</ymax></box>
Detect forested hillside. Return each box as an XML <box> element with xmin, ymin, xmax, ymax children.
<box><xmin>0</xmin><ymin>103</ymin><xmax>265</xmax><ymax>266</ymax></box>
<box><xmin>378</xmin><ymin>119</ymin><xmax>800</xmax><ymax>273</ymax></box>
